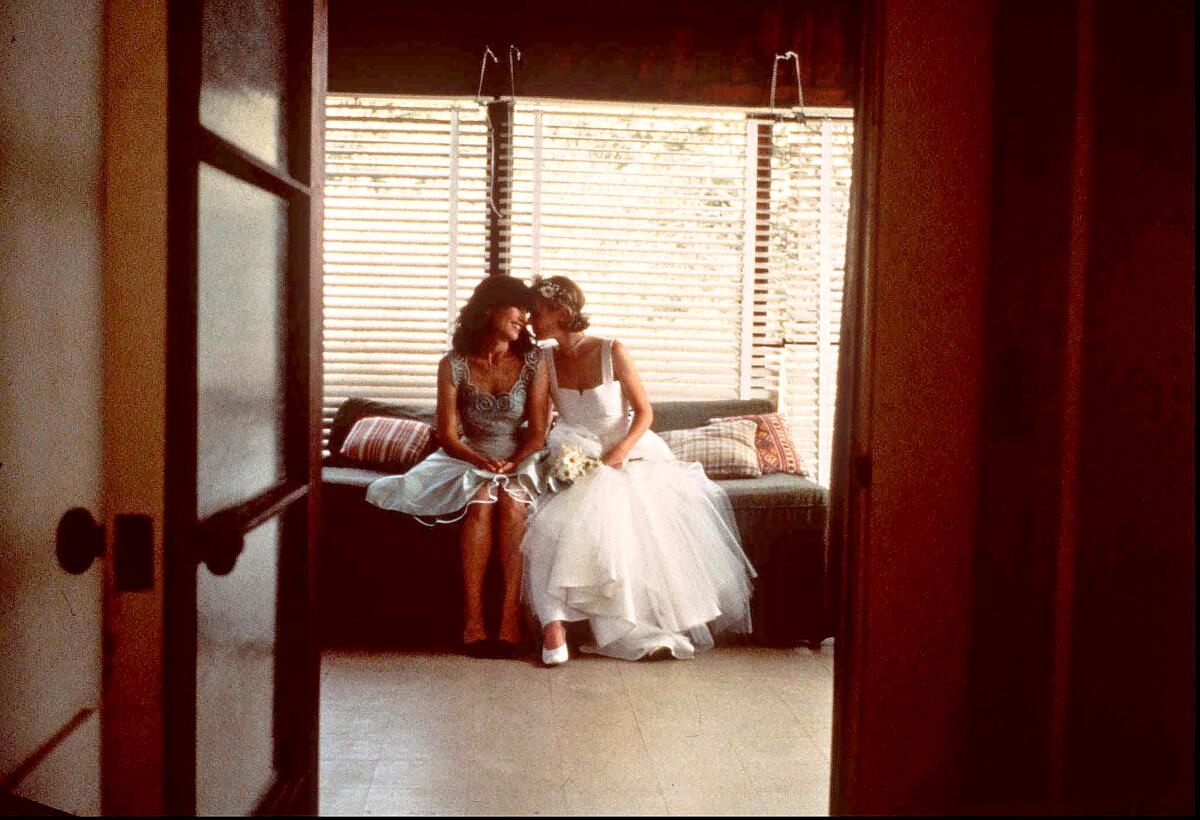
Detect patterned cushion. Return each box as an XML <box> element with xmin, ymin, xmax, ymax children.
<box><xmin>339</xmin><ymin>416</ymin><xmax>435</xmax><ymax>473</ymax></box>
<box><xmin>711</xmin><ymin>411</ymin><xmax>809</xmax><ymax>477</ymax></box>
<box><xmin>659</xmin><ymin>419</ymin><xmax>762</xmax><ymax>479</ymax></box>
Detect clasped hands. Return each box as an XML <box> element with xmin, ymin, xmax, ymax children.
<box><xmin>472</xmin><ymin>455</ymin><xmax>517</xmax><ymax>474</ymax></box>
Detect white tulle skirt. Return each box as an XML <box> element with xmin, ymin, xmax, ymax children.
<box><xmin>521</xmin><ymin>425</ymin><xmax>756</xmax><ymax>660</ymax></box>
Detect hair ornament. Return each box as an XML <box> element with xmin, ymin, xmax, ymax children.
<box><xmin>530</xmin><ymin>275</ymin><xmax>565</xmax><ymax>301</ymax></box>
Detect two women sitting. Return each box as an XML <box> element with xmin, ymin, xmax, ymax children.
<box><xmin>365</xmin><ymin>274</ymin><xmax>755</xmax><ymax>665</ymax></box>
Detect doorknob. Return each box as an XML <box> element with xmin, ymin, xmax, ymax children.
<box><xmin>56</xmin><ymin>508</ymin><xmax>104</xmax><ymax>574</ymax></box>
<box><xmin>197</xmin><ymin>482</ymin><xmax>309</xmax><ymax>576</ymax></box>
<box><xmin>199</xmin><ymin>509</ymin><xmax>244</xmax><ymax>576</ymax></box>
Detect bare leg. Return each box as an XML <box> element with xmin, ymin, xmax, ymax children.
<box><xmin>460</xmin><ymin>486</ymin><xmax>495</xmax><ymax>644</ymax></box>
<box><xmin>495</xmin><ymin>490</ymin><xmax>527</xmax><ymax>645</ymax></box>
<box><xmin>543</xmin><ymin>620</ymin><xmax>566</xmax><ymax>650</ymax></box>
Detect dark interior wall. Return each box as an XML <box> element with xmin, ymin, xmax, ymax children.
<box><xmin>1064</xmin><ymin>1</ymin><xmax>1194</xmax><ymax>813</ymax></box>
<box><xmin>838</xmin><ymin>0</ymin><xmax>1194</xmax><ymax>813</ymax></box>
<box><xmin>964</xmin><ymin>0</ymin><xmax>1079</xmax><ymax>810</ymax></box>
<box><xmin>328</xmin><ymin>0</ymin><xmax>860</xmax><ymax>107</ymax></box>
<box><xmin>946</xmin><ymin>0</ymin><xmax>1195</xmax><ymax>813</ymax></box>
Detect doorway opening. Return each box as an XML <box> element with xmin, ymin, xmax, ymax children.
<box><xmin>316</xmin><ymin>94</ymin><xmax>853</xmax><ymax>815</ymax></box>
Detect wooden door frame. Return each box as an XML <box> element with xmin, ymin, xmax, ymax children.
<box><xmin>827</xmin><ymin>0</ymin><xmax>881</xmax><ymax>810</ymax></box>
<box><xmin>828</xmin><ymin>0</ymin><xmax>995</xmax><ymax>813</ymax></box>
<box><xmin>102</xmin><ymin>0</ymin><xmax>328</xmax><ymax>816</ymax></box>
<box><xmin>101</xmin><ymin>1</ymin><xmax>169</xmax><ymax>813</ymax></box>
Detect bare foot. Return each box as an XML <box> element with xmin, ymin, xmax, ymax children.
<box><xmin>542</xmin><ymin>620</ymin><xmax>566</xmax><ymax>650</ymax></box>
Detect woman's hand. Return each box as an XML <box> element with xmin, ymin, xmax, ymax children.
<box><xmin>469</xmin><ymin>454</ymin><xmax>509</xmax><ymax>473</ymax></box>
<box><xmin>601</xmin><ymin>446</ymin><xmax>630</xmax><ymax>468</ymax></box>
<box><xmin>601</xmin><ymin>341</ymin><xmax>652</xmax><ymax>468</ymax></box>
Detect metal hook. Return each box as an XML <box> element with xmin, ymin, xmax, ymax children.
<box><xmin>769</xmin><ymin>51</ymin><xmax>806</xmax><ymax>121</ymax></box>
<box><xmin>508</xmin><ymin>45</ymin><xmax>522</xmax><ymax>98</ymax></box>
<box><xmin>476</xmin><ymin>46</ymin><xmax>499</xmax><ymax>104</ymax></box>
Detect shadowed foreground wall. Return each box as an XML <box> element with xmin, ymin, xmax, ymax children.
<box><xmin>1062</xmin><ymin>1</ymin><xmax>1194</xmax><ymax>812</ymax></box>
<box><xmin>966</xmin><ymin>1</ymin><xmax>1194</xmax><ymax>813</ymax></box>
<box><xmin>838</xmin><ymin>0</ymin><xmax>1193</xmax><ymax>813</ymax></box>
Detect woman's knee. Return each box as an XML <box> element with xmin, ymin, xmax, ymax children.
<box><xmin>497</xmin><ymin>491</ymin><xmax>527</xmax><ymax>522</ymax></box>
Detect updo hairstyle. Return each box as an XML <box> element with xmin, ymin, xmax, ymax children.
<box><xmin>530</xmin><ymin>274</ymin><xmax>590</xmax><ymax>332</ymax></box>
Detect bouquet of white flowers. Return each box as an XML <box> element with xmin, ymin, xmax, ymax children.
<box><xmin>548</xmin><ymin>443</ymin><xmax>600</xmax><ymax>484</ymax></box>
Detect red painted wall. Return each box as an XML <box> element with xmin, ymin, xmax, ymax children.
<box><xmin>840</xmin><ymin>0</ymin><xmax>1194</xmax><ymax>813</ymax></box>
<box><xmin>1064</xmin><ymin>2</ymin><xmax>1194</xmax><ymax>812</ymax></box>
<box><xmin>841</xmin><ymin>0</ymin><xmax>995</xmax><ymax>811</ymax></box>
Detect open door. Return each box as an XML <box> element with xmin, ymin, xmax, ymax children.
<box><xmin>101</xmin><ymin>0</ymin><xmax>328</xmax><ymax>814</ymax></box>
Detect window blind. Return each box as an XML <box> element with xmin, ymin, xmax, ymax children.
<box><xmin>322</xmin><ymin>95</ymin><xmax>489</xmax><ymax>435</ymax></box>
<box><xmin>321</xmin><ymin>95</ymin><xmax>853</xmax><ymax>482</ymax></box>
<box><xmin>508</xmin><ymin>99</ymin><xmax>854</xmax><ymax>480</ymax></box>
<box><xmin>766</xmin><ymin>117</ymin><xmax>855</xmax><ymax>481</ymax></box>
<box><xmin>508</xmin><ymin>100</ymin><xmax>752</xmax><ymax>399</ymax></box>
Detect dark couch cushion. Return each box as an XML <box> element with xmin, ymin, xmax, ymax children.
<box><xmin>319</xmin><ymin>396</ymin><xmax>832</xmax><ymax>648</ymax></box>
<box><xmin>651</xmin><ymin>399</ymin><xmax>775</xmax><ymax>432</ymax></box>
<box><xmin>718</xmin><ymin>473</ymin><xmax>827</xmax><ymax>510</ymax></box>
<box><xmin>326</xmin><ymin>398</ymin><xmax>437</xmax><ymax>466</ymax></box>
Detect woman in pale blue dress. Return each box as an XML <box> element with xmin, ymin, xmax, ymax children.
<box><xmin>366</xmin><ymin>275</ymin><xmax>550</xmax><ymax>655</ymax></box>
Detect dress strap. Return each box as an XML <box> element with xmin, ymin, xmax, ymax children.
<box><xmin>601</xmin><ymin>338</ymin><xmax>615</xmax><ymax>384</ymax></box>
<box><xmin>448</xmin><ymin>352</ymin><xmax>468</xmax><ymax>388</ymax></box>
<box><xmin>520</xmin><ymin>347</ymin><xmax>541</xmax><ymax>385</ymax></box>
<box><xmin>541</xmin><ymin>345</ymin><xmax>560</xmax><ymax>398</ymax></box>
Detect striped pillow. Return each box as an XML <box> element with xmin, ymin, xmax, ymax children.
<box><xmin>711</xmin><ymin>411</ymin><xmax>808</xmax><ymax>477</ymax></box>
<box><xmin>339</xmin><ymin>416</ymin><xmax>434</xmax><ymax>472</ymax></box>
<box><xmin>659</xmin><ymin>419</ymin><xmax>762</xmax><ymax>479</ymax></box>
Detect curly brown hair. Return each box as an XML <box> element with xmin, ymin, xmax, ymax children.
<box><xmin>451</xmin><ymin>275</ymin><xmax>536</xmax><ymax>355</ymax></box>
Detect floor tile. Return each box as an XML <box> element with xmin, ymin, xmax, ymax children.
<box><xmin>749</xmin><ymin>785</ymin><xmax>831</xmax><ymax>816</ymax></box>
<box><xmin>661</xmin><ymin>783</ymin><xmax>763</xmax><ymax>816</ymax></box>
<box><xmin>363</xmin><ymin>786</ymin><xmax>473</xmax><ymax>816</ymax></box>
<box><xmin>320</xmin><ymin>758</ymin><xmax>379</xmax><ymax>790</ymax></box>
<box><xmin>319</xmin><ymin>785</ymin><xmax>370</xmax><ymax>816</ymax></box>
<box><xmin>563</xmin><ymin>785</ymin><xmax>670</xmax><ymax>816</ymax></box>
<box><xmin>321</xmin><ymin>646</ymin><xmax>832</xmax><ymax>816</ymax></box>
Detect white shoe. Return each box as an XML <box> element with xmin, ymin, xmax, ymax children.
<box><xmin>542</xmin><ymin>642</ymin><xmax>569</xmax><ymax>666</ymax></box>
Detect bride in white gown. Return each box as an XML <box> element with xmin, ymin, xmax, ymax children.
<box><xmin>522</xmin><ymin>275</ymin><xmax>756</xmax><ymax>664</ymax></box>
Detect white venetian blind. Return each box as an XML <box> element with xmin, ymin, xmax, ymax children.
<box><xmin>322</xmin><ymin>95</ymin><xmax>490</xmax><ymax>432</ymax></box>
<box><xmin>767</xmin><ymin>117</ymin><xmax>855</xmax><ymax>482</ymax></box>
<box><xmin>508</xmin><ymin>99</ymin><xmax>854</xmax><ymax>481</ymax></box>
<box><xmin>321</xmin><ymin>94</ymin><xmax>854</xmax><ymax>482</ymax></box>
<box><xmin>508</xmin><ymin>100</ymin><xmax>752</xmax><ymax>399</ymax></box>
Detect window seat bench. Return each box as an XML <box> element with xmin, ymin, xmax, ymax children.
<box><xmin>319</xmin><ymin>398</ymin><xmax>831</xmax><ymax>650</ymax></box>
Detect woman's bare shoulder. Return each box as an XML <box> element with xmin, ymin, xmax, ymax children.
<box><xmin>438</xmin><ymin>352</ymin><xmax>461</xmax><ymax>380</ymax></box>
<box><xmin>609</xmin><ymin>338</ymin><xmax>634</xmax><ymax>360</ymax></box>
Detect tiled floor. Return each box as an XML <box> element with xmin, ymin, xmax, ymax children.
<box><xmin>320</xmin><ymin>645</ymin><xmax>833</xmax><ymax>816</ymax></box>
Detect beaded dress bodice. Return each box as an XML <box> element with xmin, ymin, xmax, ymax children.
<box><xmin>449</xmin><ymin>347</ymin><xmax>541</xmax><ymax>460</ymax></box>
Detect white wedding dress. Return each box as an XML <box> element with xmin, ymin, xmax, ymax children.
<box><xmin>521</xmin><ymin>339</ymin><xmax>757</xmax><ymax>660</ymax></box>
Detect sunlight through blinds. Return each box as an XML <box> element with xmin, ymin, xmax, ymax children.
<box><xmin>322</xmin><ymin>96</ymin><xmax>489</xmax><ymax>433</ymax></box>
<box><xmin>321</xmin><ymin>95</ymin><xmax>853</xmax><ymax>482</ymax></box>
<box><xmin>768</xmin><ymin>116</ymin><xmax>855</xmax><ymax>481</ymax></box>
<box><xmin>509</xmin><ymin>100</ymin><xmax>751</xmax><ymax>400</ymax></box>
<box><xmin>508</xmin><ymin>100</ymin><xmax>854</xmax><ymax>481</ymax></box>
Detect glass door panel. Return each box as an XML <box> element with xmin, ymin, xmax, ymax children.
<box><xmin>195</xmin><ymin>516</ymin><xmax>281</xmax><ymax>816</ymax></box>
<box><xmin>196</xmin><ymin>164</ymin><xmax>289</xmax><ymax>519</ymax></box>
<box><xmin>200</xmin><ymin>0</ymin><xmax>289</xmax><ymax>171</ymax></box>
